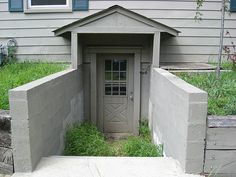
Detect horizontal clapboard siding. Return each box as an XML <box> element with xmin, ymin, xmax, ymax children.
<box><xmin>0</xmin><ymin>0</ymin><xmax>235</xmax><ymax>62</ymax></box>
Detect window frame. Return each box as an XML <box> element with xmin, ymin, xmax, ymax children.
<box><xmin>24</xmin><ymin>0</ymin><xmax>72</xmax><ymax>13</ymax></box>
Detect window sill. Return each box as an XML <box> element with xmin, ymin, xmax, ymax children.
<box><xmin>24</xmin><ymin>8</ymin><xmax>73</xmax><ymax>13</ymax></box>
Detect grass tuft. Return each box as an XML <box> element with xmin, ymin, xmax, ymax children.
<box><xmin>64</xmin><ymin>121</ymin><xmax>162</xmax><ymax>157</ymax></box>
<box><xmin>64</xmin><ymin>123</ymin><xmax>113</xmax><ymax>156</ymax></box>
<box><xmin>0</xmin><ymin>62</ymin><xmax>68</xmax><ymax>110</ymax></box>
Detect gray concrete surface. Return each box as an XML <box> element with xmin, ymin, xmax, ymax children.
<box><xmin>12</xmin><ymin>156</ymin><xmax>202</xmax><ymax>177</ymax></box>
<box><xmin>148</xmin><ymin>68</ymin><xmax>207</xmax><ymax>174</ymax></box>
<box><xmin>9</xmin><ymin>67</ymin><xmax>84</xmax><ymax>173</ymax></box>
<box><xmin>160</xmin><ymin>62</ymin><xmax>216</xmax><ymax>70</ymax></box>
<box><xmin>0</xmin><ymin>174</ymin><xmax>11</xmax><ymax>177</ymax></box>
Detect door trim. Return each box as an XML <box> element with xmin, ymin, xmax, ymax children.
<box><xmin>86</xmin><ymin>47</ymin><xmax>141</xmax><ymax>135</ymax></box>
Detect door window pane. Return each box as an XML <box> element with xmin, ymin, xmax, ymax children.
<box><xmin>105</xmin><ymin>72</ymin><xmax>112</xmax><ymax>80</ymax></box>
<box><xmin>105</xmin><ymin>60</ymin><xmax>112</xmax><ymax>71</ymax></box>
<box><xmin>120</xmin><ymin>83</ymin><xmax>126</xmax><ymax>95</ymax></box>
<box><xmin>104</xmin><ymin>59</ymin><xmax>127</xmax><ymax>96</ymax></box>
<box><xmin>105</xmin><ymin>83</ymin><xmax>112</xmax><ymax>95</ymax></box>
<box><xmin>112</xmin><ymin>84</ymin><xmax>119</xmax><ymax>95</ymax></box>
<box><xmin>113</xmin><ymin>60</ymin><xmax>119</xmax><ymax>71</ymax></box>
<box><xmin>112</xmin><ymin>72</ymin><xmax>119</xmax><ymax>80</ymax></box>
<box><xmin>120</xmin><ymin>72</ymin><xmax>126</xmax><ymax>80</ymax></box>
<box><xmin>120</xmin><ymin>60</ymin><xmax>126</xmax><ymax>71</ymax></box>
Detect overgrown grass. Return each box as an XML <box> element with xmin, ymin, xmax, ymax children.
<box><xmin>0</xmin><ymin>62</ymin><xmax>68</xmax><ymax>110</ymax></box>
<box><xmin>64</xmin><ymin>123</ymin><xmax>113</xmax><ymax>156</ymax></box>
<box><xmin>64</xmin><ymin>121</ymin><xmax>162</xmax><ymax>157</ymax></box>
<box><xmin>177</xmin><ymin>65</ymin><xmax>236</xmax><ymax>115</ymax></box>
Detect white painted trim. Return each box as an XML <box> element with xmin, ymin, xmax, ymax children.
<box><xmin>86</xmin><ymin>46</ymin><xmax>141</xmax><ymax>135</ymax></box>
<box><xmin>72</xmin><ymin>27</ymin><xmax>160</xmax><ymax>34</ymax></box>
<box><xmin>24</xmin><ymin>0</ymin><xmax>72</xmax><ymax>13</ymax></box>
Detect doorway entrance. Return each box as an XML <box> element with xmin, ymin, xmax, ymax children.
<box><xmin>98</xmin><ymin>54</ymin><xmax>134</xmax><ymax>137</ymax></box>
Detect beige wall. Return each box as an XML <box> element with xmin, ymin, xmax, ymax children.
<box><xmin>149</xmin><ymin>68</ymin><xmax>207</xmax><ymax>173</ymax></box>
<box><xmin>0</xmin><ymin>0</ymin><xmax>236</xmax><ymax>62</ymax></box>
<box><xmin>9</xmin><ymin>68</ymin><xmax>84</xmax><ymax>172</ymax></box>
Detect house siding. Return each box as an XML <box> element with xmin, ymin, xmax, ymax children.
<box><xmin>0</xmin><ymin>0</ymin><xmax>236</xmax><ymax>62</ymax></box>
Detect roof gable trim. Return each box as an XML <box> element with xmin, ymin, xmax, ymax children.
<box><xmin>54</xmin><ymin>5</ymin><xmax>180</xmax><ymax>36</ymax></box>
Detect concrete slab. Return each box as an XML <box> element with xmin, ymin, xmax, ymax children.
<box><xmin>160</xmin><ymin>62</ymin><xmax>216</xmax><ymax>71</ymax></box>
<box><xmin>12</xmin><ymin>156</ymin><xmax>202</xmax><ymax>177</ymax></box>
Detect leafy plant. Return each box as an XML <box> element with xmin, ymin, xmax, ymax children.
<box><xmin>223</xmin><ymin>31</ymin><xmax>236</xmax><ymax>71</ymax></box>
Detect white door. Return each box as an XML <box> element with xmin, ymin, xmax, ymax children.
<box><xmin>98</xmin><ymin>54</ymin><xmax>134</xmax><ymax>136</ymax></box>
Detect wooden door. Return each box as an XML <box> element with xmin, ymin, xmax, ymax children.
<box><xmin>98</xmin><ymin>54</ymin><xmax>134</xmax><ymax>137</ymax></box>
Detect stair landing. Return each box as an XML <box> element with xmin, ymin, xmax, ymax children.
<box><xmin>12</xmin><ymin>156</ymin><xmax>202</xmax><ymax>177</ymax></box>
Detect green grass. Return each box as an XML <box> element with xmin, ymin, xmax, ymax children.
<box><xmin>177</xmin><ymin>66</ymin><xmax>236</xmax><ymax>116</ymax></box>
<box><xmin>64</xmin><ymin>123</ymin><xmax>113</xmax><ymax>156</ymax></box>
<box><xmin>64</xmin><ymin>121</ymin><xmax>162</xmax><ymax>157</ymax></box>
<box><xmin>0</xmin><ymin>62</ymin><xmax>68</xmax><ymax>110</ymax></box>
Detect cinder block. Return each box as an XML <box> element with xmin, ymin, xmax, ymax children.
<box><xmin>189</xmin><ymin>102</ymin><xmax>208</xmax><ymax>124</ymax></box>
<box><xmin>189</xmin><ymin>92</ymin><xmax>207</xmax><ymax>102</ymax></box>
<box><xmin>187</xmin><ymin>123</ymin><xmax>206</xmax><ymax>141</ymax></box>
<box><xmin>185</xmin><ymin>159</ymin><xmax>204</xmax><ymax>174</ymax></box>
<box><xmin>186</xmin><ymin>141</ymin><xmax>205</xmax><ymax>160</ymax></box>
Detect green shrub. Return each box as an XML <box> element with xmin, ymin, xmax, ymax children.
<box><xmin>0</xmin><ymin>62</ymin><xmax>67</xmax><ymax>110</ymax></box>
<box><xmin>64</xmin><ymin>123</ymin><xmax>113</xmax><ymax>156</ymax></box>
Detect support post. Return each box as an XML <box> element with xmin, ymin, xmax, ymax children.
<box><xmin>71</xmin><ymin>32</ymin><xmax>78</xmax><ymax>69</ymax></box>
<box><xmin>90</xmin><ymin>54</ymin><xmax>97</xmax><ymax>125</ymax></box>
<box><xmin>152</xmin><ymin>32</ymin><xmax>161</xmax><ymax>68</ymax></box>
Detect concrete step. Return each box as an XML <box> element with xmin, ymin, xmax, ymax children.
<box><xmin>12</xmin><ymin>156</ymin><xmax>202</xmax><ymax>177</ymax></box>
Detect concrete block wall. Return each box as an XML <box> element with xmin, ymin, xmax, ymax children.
<box><xmin>149</xmin><ymin>68</ymin><xmax>207</xmax><ymax>174</ymax></box>
<box><xmin>9</xmin><ymin>67</ymin><xmax>84</xmax><ymax>172</ymax></box>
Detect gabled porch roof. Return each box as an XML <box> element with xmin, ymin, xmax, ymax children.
<box><xmin>54</xmin><ymin>5</ymin><xmax>180</xmax><ymax>36</ymax></box>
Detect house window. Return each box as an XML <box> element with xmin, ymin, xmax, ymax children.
<box><xmin>27</xmin><ymin>0</ymin><xmax>71</xmax><ymax>11</ymax></box>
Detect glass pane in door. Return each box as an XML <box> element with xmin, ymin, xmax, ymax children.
<box><xmin>104</xmin><ymin>59</ymin><xmax>127</xmax><ymax>96</ymax></box>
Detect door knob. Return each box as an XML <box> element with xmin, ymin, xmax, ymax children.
<box><xmin>129</xmin><ymin>92</ymin><xmax>134</xmax><ymax>101</ymax></box>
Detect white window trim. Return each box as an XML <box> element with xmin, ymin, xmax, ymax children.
<box><xmin>28</xmin><ymin>0</ymin><xmax>69</xmax><ymax>9</ymax></box>
<box><xmin>24</xmin><ymin>0</ymin><xmax>72</xmax><ymax>13</ymax></box>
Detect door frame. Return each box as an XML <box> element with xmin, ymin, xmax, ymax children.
<box><xmin>85</xmin><ymin>47</ymin><xmax>141</xmax><ymax>135</ymax></box>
